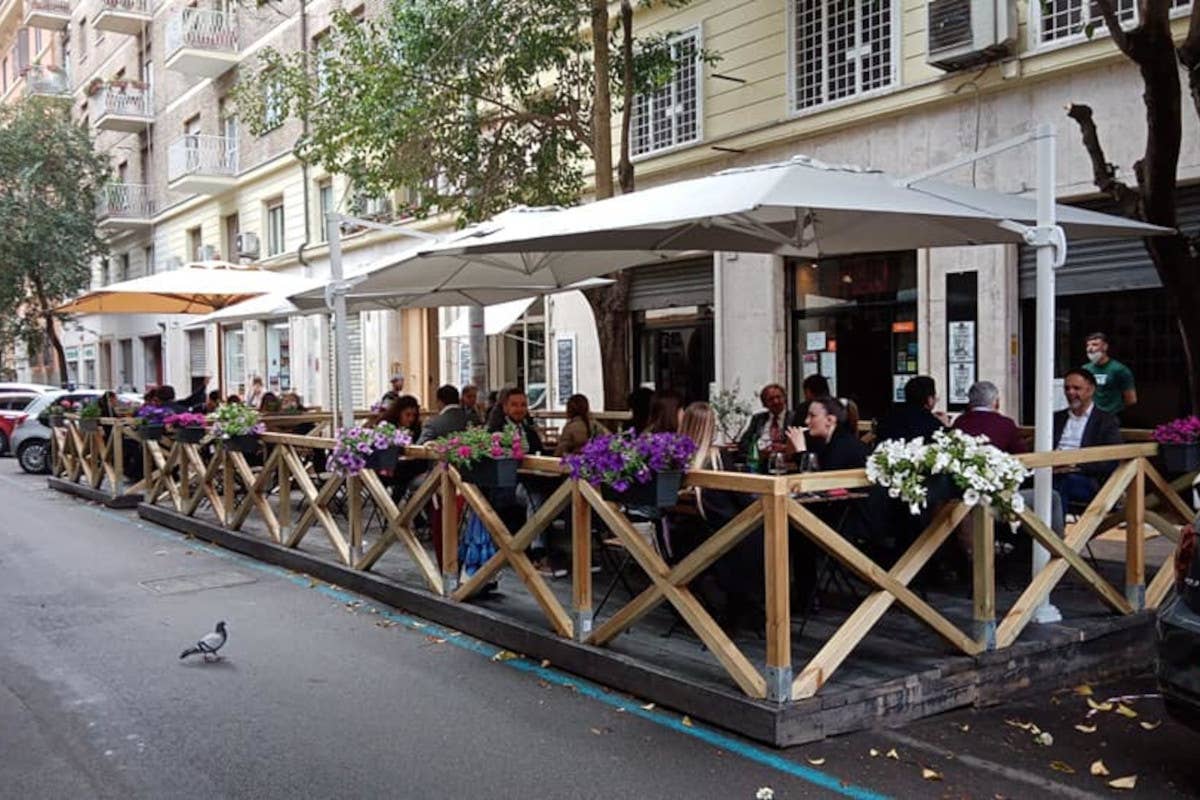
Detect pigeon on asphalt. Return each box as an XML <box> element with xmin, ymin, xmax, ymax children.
<box><xmin>179</xmin><ymin>621</ymin><xmax>228</xmax><ymax>662</ymax></box>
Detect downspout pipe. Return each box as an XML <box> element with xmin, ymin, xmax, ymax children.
<box><xmin>295</xmin><ymin>0</ymin><xmax>313</xmax><ymax>278</ymax></box>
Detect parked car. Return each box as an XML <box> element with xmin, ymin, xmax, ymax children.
<box><xmin>1156</xmin><ymin>514</ymin><xmax>1200</xmax><ymax>733</ymax></box>
<box><xmin>10</xmin><ymin>390</ymin><xmax>105</xmax><ymax>474</ymax></box>
<box><xmin>0</xmin><ymin>392</ymin><xmax>39</xmax><ymax>456</ymax></box>
<box><xmin>0</xmin><ymin>382</ymin><xmax>59</xmax><ymax>394</ymax></box>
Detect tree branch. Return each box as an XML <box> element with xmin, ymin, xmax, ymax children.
<box><xmin>1093</xmin><ymin>0</ymin><xmax>1131</xmax><ymax>56</ymax></box>
<box><xmin>1178</xmin><ymin>0</ymin><xmax>1200</xmax><ymax>123</ymax></box>
<box><xmin>1065</xmin><ymin>103</ymin><xmax>1143</xmax><ymax>218</ymax></box>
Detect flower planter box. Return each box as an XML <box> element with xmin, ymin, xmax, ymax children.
<box><xmin>138</xmin><ymin>424</ymin><xmax>166</xmax><ymax>441</ymax></box>
<box><xmin>459</xmin><ymin>457</ymin><xmax>519</xmax><ymax>488</ymax></box>
<box><xmin>602</xmin><ymin>470</ymin><xmax>684</xmax><ymax>509</ymax></box>
<box><xmin>79</xmin><ymin>418</ymin><xmax>100</xmax><ymax>434</ymax></box>
<box><xmin>223</xmin><ymin>434</ymin><xmax>261</xmax><ymax>455</ymax></box>
<box><xmin>366</xmin><ymin>445</ymin><xmax>402</xmax><ymax>472</ymax></box>
<box><xmin>174</xmin><ymin>426</ymin><xmax>207</xmax><ymax>444</ymax></box>
<box><xmin>1160</xmin><ymin>442</ymin><xmax>1200</xmax><ymax>475</ymax></box>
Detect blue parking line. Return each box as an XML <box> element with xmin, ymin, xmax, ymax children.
<box><xmin>85</xmin><ymin>502</ymin><xmax>891</xmax><ymax>799</ymax></box>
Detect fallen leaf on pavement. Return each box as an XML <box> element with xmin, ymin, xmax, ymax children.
<box><xmin>640</xmin><ymin>702</ymin><xmax>655</xmax><ymax>711</ymax></box>
<box><xmin>1090</xmin><ymin>760</ymin><xmax>1110</xmax><ymax>777</ymax></box>
<box><xmin>1115</xmin><ymin>704</ymin><xmax>1138</xmax><ymax>719</ymax></box>
<box><xmin>681</xmin><ymin>716</ymin><xmax>693</xmax><ymax>727</ymax></box>
<box><xmin>886</xmin><ymin>748</ymin><xmax>899</xmax><ymax>760</ymax></box>
<box><xmin>1034</xmin><ymin>732</ymin><xmax>1054</xmax><ymax>746</ymax></box>
<box><xmin>1074</xmin><ymin>684</ymin><xmax>1094</xmax><ymax>696</ymax></box>
<box><xmin>956</xmin><ymin>723</ymin><xmax>970</xmax><ymax>732</ymax></box>
<box><xmin>536</xmin><ymin>680</ymin><xmax>550</xmax><ymax>689</ymax></box>
<box><xmin>806</xmin><ymin>757</ymin><xmax>825</xmax><ymax>766</ymax></box>
<box><xmin>1139</xmin><ymin>720</ymin><xmax>1161</xmax><ymax>730</ymax></box>
<box><xmin>1050</xmin><ymin>761</ymin><xmax>1075</xmax><ymax>774</ymax></box>
<box><xmin>869</xmin><ymin>748</ymin><xmax>880</xmax><ymax>757</ymax></box>
<box><xmin>540</xmin><ymin>659</ymin><xmax>551</xmax><ymax>668</ymax></box>
<box><xmin>921</xmin><ymin>767</ymin><xmax>943</xmax><ymax>781</ymax></box>
<box><xmin>754</xmin><ymin>789</ymin><xmax>774</xmax><ymax>800</ymax></box>
<box><xmin>1108</xmin><ymin>775</ymin><xmax>1137</xmax><ymax>790</ymax></box>
<box><xmin>491</xmin><ymin>650</ymin><xmax>518</xmax><ymax>662</ymax></box>
<box><xmin>1087</xmin><ymin>698</ymin><xmax>1113</xmax><ymax>712</ymax></box>
<box><xmin>1074</xmin><ymin>724</ymin><xmax>1097</xmax><ymax>734</ymax></box>
<box><xmin>1005</xmin><ymin>719</ymin><xmax>1035</xmax><ymax>731</ymax></box>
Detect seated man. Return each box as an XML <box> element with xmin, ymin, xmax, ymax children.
<box><xmin>1053</xmin><ymin>368</ymin><xmax>1122</xmax><ymax>508</ymax></box>
<box><xmin>952</xmin><ymin>380</ymin><xmax>1027</xmax><ymax>454</ymax></box>
<box><xmin>417</xmin><ymin>385</ymin><xmax>469</xmax><ymax>445</ymax></box>
<box><xmin>875</xmin><ymin>375</ymin><xmax>947</xmax><ymax>444</ymax></box>
<box><xmin>737</xmin><ymin>383</ymin><xmax>800</xmax><ymax>464</ymax></box>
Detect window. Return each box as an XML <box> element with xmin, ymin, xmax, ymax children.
<box><xmin>266</xmin><ymin>199</ymin><xmax>285</xmax><ymax>256</ymax></box>
<box><xmin>313</xmin><ymin>32</ymin><xmax>333</xmax><ymax>98</ymax></box>
<box><xmin>631</xmin><ymin>30</ymin><xmax>701</xmax><ymax>158</ymax></box>
<box><xmin>188</xmin><ymin>227</ymin><xmax>202</xmax><ymax>262</ymax></box>
<box><xmin>317</xmin><ymin>180</ymin><xmax>333</xmax><ymax>241</ymax></box>
<box><xmin>144</xmin><ymin>245</ymin><xmax>154</xmax><ymax>275</ymax></box>
<box><xmin>1037</xmin><ymin>0</ymin><xmax>1189</xmax><ymax>44</ymax></box>
<box><xmin>790</xmin><ymin>0</ymin><xmax>896</xmax><ymax>113</ymax></box>
<box><xmin>119</xmin><ymin>253</ymin><xmax>130</xmax><ymax>283</ymax></box>
<box><xmin>77</xmin><ymin>20</ymin><xmax>87</xmax><ymax>64</ymax></box>
<box><xmin>262</xmin><ymin>76</ymin><xmax>284</xmax><ymax>132</ymax></box>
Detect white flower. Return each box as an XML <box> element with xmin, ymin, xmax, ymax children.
<box><xmin>963</xmin><ymin>488</ymin><xmax>980</xmax><ymax>506</ymax></box>
<box><xmin>756</xmin><ymin>789</ymin><xmax>775</xmax><ymax>800</ymax></box>
<box><xmin>1011</xmin><ymin>493</ymin><xmax>1026</xmax><ymax>513</ymax></box>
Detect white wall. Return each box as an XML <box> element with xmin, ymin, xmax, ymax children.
<box><xmin>713</xmin><ymin>252</ymin><xmax>787</xmax><ymax>403</ymax></box>
<box><xmin>545</xmin><ymin>291</ymin><xmax>603</xmax><ymax>410</ymax></box>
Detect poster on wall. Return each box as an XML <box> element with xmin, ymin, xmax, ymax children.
<box><xmin>819</xmin><ymin>352</ymin><xmax>837</xmax><ymax>396</ymax></box>
<box><xmin>805</xmin><ymin>331</ymin><xmax>827</xmax><ymax>351</ymax></box>
<box><xmin>892</xmin><ymin>374</ymin><xmax>909</xmax><ymax>403</ymax></box>
<box><xmin>458</xmin><ymin>341</ymin><xmax>471</xmax><ymax>389</ymax></box>
<box><xmin>949</xmin><ymin>362</ymin><xmax>975</xmax><ymax>404</ymax></box>
<box><xmin>555</xmin><ymin>336</ymin><xmax>575</xmax><ymax>406</ymax></box>
<box><xmin>948</xmin><ymin>321</ymin><xmax>975</xmax><ymax>364</ymax></box>
<box><xmin>802</xmin><ymin>353</ymin><xmax>819</xmax><ymax>379</ymax></box>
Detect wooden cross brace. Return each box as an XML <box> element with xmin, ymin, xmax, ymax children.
<box><xmin>354</xmin><ymin>469</ymin><xmax>443</xmax><ymax>594</ymax></box>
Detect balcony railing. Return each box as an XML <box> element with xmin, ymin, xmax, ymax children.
<box><xmin>168</xmin><ymin>134</ymin><xmax>238</xmax><ymax>193</ymax></box>
<box><xmin>97</xmin><ymin>183</ymin><xmax>154</xmax><ymax>227</ymax></box>
<box><xmin>23</xmin><ymin>64</ymin><xmax>70</xmax><ymax>98</ymax></box>
<box><xmin>23</xmin><ymin>0</ymin><xmax>71</xmax><ymax>30</ymax></box>
<box><xmin>92</xmin><ymin>83</ymin><xmax>154</xmax><ymax>131</ymax></box>
<box><xmin>165</xmin><ymin>8</ymin><xmax>239</xmax><ymax>77</ymax></box>
<box><xmin>95</xmin><ymin>0</ymin><xmax>155</xmax><ymax>35</ymax></box>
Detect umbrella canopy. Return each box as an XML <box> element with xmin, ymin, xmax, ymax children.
<box><xmin>292</xmin><ymin>156</ymin><xmax>1169</xmax><ymax>307</ymax></box>
<box><xmin>182</xmin><ymin>289</ymin><xmax>313</xmax><ymax>329</ymax></box>
<box><xmin>57</xmin><ymin>262</ymin><xmax>318</xmax><ymax>316</ymax></box>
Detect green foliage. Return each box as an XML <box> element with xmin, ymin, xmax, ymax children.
<box><xmin>0</xmin><ymin>99</ymin><xmax>108</xmax><ymax>358</ymax></box>
<box><xmin>233</xmin><ymin>0</ymin><xmax>714</xmax><ymax>226</ymax></box>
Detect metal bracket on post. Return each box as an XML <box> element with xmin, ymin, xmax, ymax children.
<box><xmin>572</xmin><ymin>610</ymin><xmax>593</xmax><ymax>642</ymax></box>
<box><xmin>973</xmin><ymin>620</ymin><xmax>997</xmax><ymax>651</ymax></box>
<box><xmin>1126</xmin><ymin>584</ymin><xmax>1146</xmax><ymax>611</ymax></box>
<box><xmin>764</xmin><ymin>665</ymin><xmax>793</xmax><ymax>705</ymax></box>
<box><xmin>442</xmin><ymin>571</ymin><xmax>459</xmax><ymax>597</ymax></box>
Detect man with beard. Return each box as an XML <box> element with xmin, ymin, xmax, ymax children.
<box><xmin>1053</xmin><ymin>368</ymin><xmax>1123</xmax><ymax>507</ymax></box>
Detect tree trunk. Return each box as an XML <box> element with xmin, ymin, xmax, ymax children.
<box><xmin>44</xmin><ymin>312</ymin><xmax>66</xmax><ymax>388</ymax></box>
<box><xmin>617</xmin><ymin>0</ymin><xmax>636</xmax><ymax>195</ymax></box>
<box><xmin>584</xmin><ymin>271</ymin><xmax>632</xmax><ymax>411</ymax></box>
<box><xmin>590</xmin><ymin>0</ymin><xmax>614</xmax><ymax>200</ymax></box>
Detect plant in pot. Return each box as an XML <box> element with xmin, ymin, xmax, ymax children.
<box><xmin>1152</xmin><ymin>416</ymin><xmax>1200</xmax><ymax>474</ymax></box>
<box><xmin>428</xmin><ymin>425</ymin><xmax>525</xmax><ymax>488</ymax></box>
<box><xmin>209</xmin><ymin>403</ymin><xmax>266</xmax><ymax>455</ymax></box>
<box><xmin>709</xmin><ymin>381</ymin><xmax>753</xmax><ymax>447</ymax></box>
<box><xmin>134</xmin><ymin>404</ymin><xmax>171</xmax><ymax>440</ymax></box>
<box><xmin>330</xmin><ymin>423</ymin><xmax>412</xmax><ymax>477</ymax></box>
<box><xmin>79</xmin><ymin>401</ymin><xmax>103</xmax><ymax>433</ymax></box>
<box><xmin>866</xmin><ymin>428</ymin><xmax>1029</xmax><ymax>524</ymax></box>
<box><xmin>165</xmin><ymin>412</ymin><xmax>208</xmax><ymax>444</ymax></box>
<box><xmin>565</xmin><ymin>431</ymin><xmax>699</xmax><ymax>509</ymax></box>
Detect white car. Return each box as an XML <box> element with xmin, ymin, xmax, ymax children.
<box><xmin>0</xmin><ymin>382</ymin><xmax>59</xmax><ymax>394</ymax></box>
<box><xmin>11</xmin><ymin>390</ymin><xmax>106</xmax><ymax>474</ymax></box>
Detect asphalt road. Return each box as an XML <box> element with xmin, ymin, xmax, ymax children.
<box><xmin>2</xmin><ymin>458</ymin><xmax>1198</xmax><ymax>800</ymax></box>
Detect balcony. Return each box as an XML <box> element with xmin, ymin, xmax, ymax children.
<box><xmin>164</xmin><ymin>8</ymin><xmax>239</xmax><ymax>78</ymax></box>
<box><xmin>94</xmin><ymin>0</ymin><xmax>153</xmax><ymax>35</ymax></box>
<box><xmin>23</xmin><ymin>0</ymin><xmax>70</xmax><ymax>30</ymax></box>
<box><xmin>168</xmin><ymin>134</ymin><xmax>237</xmax><ymax>194</ymax></box>
<box><xmin>22</xmin><ymin>64</ymin><xmax>70</xmax><ymax>99</ymax></box>
<box><xmin>91</xmin><ymin>81</ymin><xmax>153</xmax><ymax>132</ymax></box>
<box><xmin>97</xmin><ymin>183</ymin><xmax>154</xmax><ymax>231</ymax></box>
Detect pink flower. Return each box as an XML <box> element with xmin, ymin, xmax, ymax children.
<box><xmin>457</xmin><ymin>445</ymin><xmax>472</xmax><ymax>459</ymax></box>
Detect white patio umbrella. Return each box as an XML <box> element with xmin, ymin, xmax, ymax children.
<box><xmin>183</xmin><ymin>290</ymin><xmax>313</xmax><ymax>329</ymax></box>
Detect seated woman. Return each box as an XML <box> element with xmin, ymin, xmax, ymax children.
<box><xmin>259</xmin><ymin>392</ymin><xmax>282</xmax><ymax>414</ymax></box>
<box><xmin>660</xmin><ymin>402</ymin><xmax>724</xmax><ymax>562</ymax></box>
<box><xmin>374</xmin><ymin>395</ymin><xmax>425</xmax><ymax>503</ymax></box>
<box><xmin>554</xmin><ymin>393</ymin><xmax>605</xmax><ymax>457</ymax></box>
<box><xmin>784</xmin><ymin>396</ymin><xmax>868</xmax><ymax>472</ymax></box>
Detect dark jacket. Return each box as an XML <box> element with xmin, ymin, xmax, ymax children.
<box><xmin>488</xmin><ymin>415</ymin><xmax>544</xmax><ymax>455</ymax></box>
<box><xmin>737</xmin><ymin>408</ymin><xmax>802</xmax><ymax>456</ymax></box>
<box><xmin>806</xmin><ymin>427</ymin><xmax>868</xmax><ymax>471</ymax></box>
<box><xmin>417</xmin><ymin>406</ymin><xmax>470</xmax><ymax>445</ymax></box>
<box><xmin>952</xmin><ymin>409</ymin><xmax>1028</xmax><ymax>455</ymax></box>
<box><xmin>875</xmin><ymin>404</ymin><xmax>944</xmax><ymax>444</ymax></box>
<box><xmin>1052</xmin><ymin>405</ymin><xmax>1122</xmax><ymax>478</ymax></box>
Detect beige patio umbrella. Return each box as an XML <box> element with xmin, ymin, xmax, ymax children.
<box><xmin>56</xmin><ymin>261</ymin><xmax>320</xmax><ymax>394</ymax></box>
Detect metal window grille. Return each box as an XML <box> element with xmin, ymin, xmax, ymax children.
<box><xmin>792</xmin><ymin>0</ymin><xmax>895</xmax><ymax>112</ymax></box>
<box><xmin>631</xmin><ymin>31</ymin><xmax>701</xmax><ymax>157</ymax></box>
<box><xmin>1039</xmin><ymin>0</ymin><xmax>1188</xmax><ymax>43</ymax></box>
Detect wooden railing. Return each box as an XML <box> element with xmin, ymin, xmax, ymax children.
<box><xmin>48</xmin><ymin>422</ymin><xmax>1192</xmax><ymax>704</ymax></box>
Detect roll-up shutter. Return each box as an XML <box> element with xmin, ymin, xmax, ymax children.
<box><xmin>628</xmin><ymin>258</ymin><xmax>714</xmax><ymax>311</ymax></box>
<box><xmin>1019</xmin><ymin>184</ymin><xmax>1200</xmax><ymax>297</ymax></box>
<box><xmin>328</xmin><ymin>313</ymin><xmax>365</xmax><ymax>411</ymax></box>
<box><xmin>188</xmin><ymin>330</ymin><xmax>207</xmax><ymax>376</ymax></box>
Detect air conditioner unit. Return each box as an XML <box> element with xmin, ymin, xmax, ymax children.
<box><xmin>197</xmin><ymin>244</ymin><xmax>220</xmax><ymax>261</ymax></box>
<box><xmin>926</xmin><ymin>0</ymin><xmax>1017</xmax><ymax>71</ymax></box>
<box><xmin>235</xmin><ymin>231</ymin><xmax>261</xmax><ymax>259</ymax></box>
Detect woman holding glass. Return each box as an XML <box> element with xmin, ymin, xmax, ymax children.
<box><xmin>784</xmin><ymin>396</ymin><xmax>867</xmax><ymax>473</ymax></box>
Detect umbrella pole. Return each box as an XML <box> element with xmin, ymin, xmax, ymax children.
<box><xmin>1032</xmin><ymin>124</ymin><xmax>1063</xmax><ymax>624</ymax></box>
<box><xmin>327</xmin><ymin>213</ymin><xmax>357</xmax><ymax>436</ymax></box>
<box><xmin>216</xmin><ymin>324</ymin><xmax>224</xmax><ymax>398</ymax></box>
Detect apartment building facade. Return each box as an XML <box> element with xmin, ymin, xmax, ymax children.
<box><xmin>4</xmin><ymin>1</ymin><xmax>1195</xmax><ymax>424</ymax></box>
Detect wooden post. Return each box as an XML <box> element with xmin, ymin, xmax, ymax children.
<box><xmin>112</xmin><ymin>424</ymin><xmax>124</xmax><ymax>498</ymax></box>
<box><xmin>571</xmin><ymin>481</ymin><xmax>593</xmax><ymax>642</ymax></box>
<box><xmin>223</xmin><ymin>448</ymin><xmax>234</xmax><ymax>524</ymax></box>
<box><xmin>277</xmin><ymin>449</ymin><xmax>291</xmax><ymax>539</ymax></box>
<box><xmin>440</xmin><ymin>467</ymin><xmax>459</xmax><ymax>595</ymax></box>
<box><xmin>348</xmin><ymin>474</ymin><xmax>363</xmax><ymax>558</ymax></box>
<box><xmin>972</xmin><ymin>504</ymin><xmax>996</xmax><ymax>650</ymax></box>
<box><xmin>762</xmin><ymin>482</ymin><xmax>791</xmax><ymax>704</ymax></box>
<box><xmin>179</xmin><ymin>442</ymin><xmax>190</xmax><ymax>508</ymax></box>
<box><xmin>1124</xmin><ymin>458</ymin><xmax>1146</xmax><ymax>610</ymax></box>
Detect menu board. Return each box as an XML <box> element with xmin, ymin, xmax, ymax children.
<box><xmin>555</xmin><ymin>336</ymin><xmax>575</xmax><ymax>406</ymax></box>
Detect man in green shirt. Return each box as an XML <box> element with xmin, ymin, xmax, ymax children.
<box><xmin>1082</xmin><ymin>332</ymin><xmax>1137</xmax><ymax>417</ymax></box>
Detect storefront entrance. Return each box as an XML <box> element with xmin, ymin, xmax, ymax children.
<box><xmin>790</xmin><ymin>252</ymin><xmax>918</xmax><ymax>422</ymax></box>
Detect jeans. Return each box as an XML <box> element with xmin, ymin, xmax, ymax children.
<box><xmin>1018</xmin><ymin>487</ymin><xmax>1065</xmax><ymax>537</ymax></box>
<box><xmin>1054</xmin><ymin>472</ymin><xmax>1100</xmax><ymax>512</ymax></box>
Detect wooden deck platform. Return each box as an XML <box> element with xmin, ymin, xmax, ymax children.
<box><xmin>136</xmin><ymin>497</ymin><xmax>1157</xmax><ymax>747</ymax></box>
